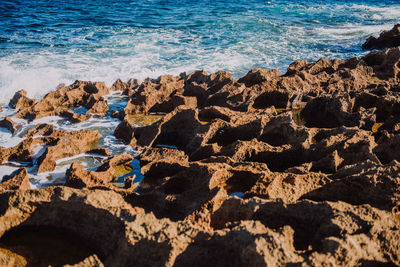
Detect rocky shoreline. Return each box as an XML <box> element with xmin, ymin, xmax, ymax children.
<box><xmin>0</xmin><ymin>25</ymin><xmax>400</xmax><ymax>266</ymax></box>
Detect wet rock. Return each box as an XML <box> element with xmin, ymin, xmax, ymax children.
<box><xmin>0</xmin><ymin>138</ymin><xmax>38</xmax><ymax>163</ymax></box>
<box><xmin>65</xmin><ymin>163</ymin><xmax>114</xmax><ymax>189</ymax></box>
<box><xmin>86</xmin><ymin>99</ymin><xmax>109</xmax><ymax>114</ymax></box>
<box><xmin>114</xmin><ymin>119</ymin><xmax>136</xmax><ymax>145</ymax></box>
<box><xmin>2</xmin><ymin>25</ymin><xmax>400</xmax><ymax>267</ymax></box>
<box><xmin>37</xmin><ymin>129</ymin><xmax>102</xmax><ymax>173</ymax></box>
<box><xmin>0</xmin><ymin>118</ymin><xmax>20</xmax><ymax>134</ymax></box>
<box><xmin>58</xmin><ymin>110</ymin><xmax>92</xmax><ymax>123</ymax></box>
<box><xmin>65</xmin><ymin>155</ymin><xmax>134</xmax><ymax>189</ymax></box>
<box><xmin>24</xmin><ymin>123</ymin><xmax>64</xmax><ymax>139</ymax></box>
<box><xmin>0</xmin><ymin>168</ymin><xmax>30</xmax><ymax>191</ymax></box>
<box><xmin>8</xmin><ymin>90</ymin><xmax>35</xmax><ymax>110</ymax></box>
<box><xmin>363</xmin><ymin>24</ymin><xmax>400</xmax><ymax>49</ymax></box>
<box><xmin>96</xmin><ymin>154</ymin><xmax>134</xmax><ymax>173</ymax></box>
<box><xmin>14</xmin><ymin>81</ymin><xmax>109</xmax><ymax>120</ymax></box>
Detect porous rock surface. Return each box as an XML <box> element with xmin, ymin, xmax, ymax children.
<box><xmin>0</xmin><ymin>27</ymin><xmax>400</xmax><ymax>266</ymax></box>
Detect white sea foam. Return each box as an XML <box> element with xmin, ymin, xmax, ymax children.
<box><xmin>350</xmin><ymin>4</ymin><xmax>400</xmax><ymax>21</ymax></box>
<box><xmin>0</xmin><ymin>165</ymin><xmax>19</xmax><ymax>178</ymax></box>
<box><xmin>313</xmin><ymin>23</ymin><xmax>394</xmax><ymax>40</ymax></box>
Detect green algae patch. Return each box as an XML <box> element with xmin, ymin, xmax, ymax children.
<box><xmin>112</xmin><ymin>182</ymin><xmax>126</xmax><ymax>188</ymax></box>
<box><xmin>112</xmin><ymin>163</ymin><xmax>134</xmax><ymax>189</ymax></box>
<box><xmin>126</xmin><ymin>114</ymin><xmax>164</xmax><ymax>126</ymax></box>
<box><xmin>113</xmin><ymin>163</ymin><xmax>133</xmax><ymax>178</ymax></box>
<box><xmin>87</xmin><ymin>140</ymin><xmax>100</xmax><ymax>150</ymax></box>
<box><xmin>270</xmin><ymin>108</ymin><xmax>306</xmax><ymax>126</ymax></box>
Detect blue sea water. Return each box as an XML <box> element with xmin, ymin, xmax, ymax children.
<box><xmin>0</xmin><ymin>0</ymin><xmax>399</xmax><ymax>103</ymax></box>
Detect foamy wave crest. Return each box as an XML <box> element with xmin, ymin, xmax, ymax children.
<box><xmin>1</xmin><ymin>1</ymin><xmax>399</xmax><ymax>105</ymax></box>
<box><xmin>350</xmin><ymin>4</ymin><xmax>400</xmax><ymax>21</ymax></box>
<box><xmin>313</xmin><ymin>24</ymin><xmax>395</xmax><ymax>40</ymax></box>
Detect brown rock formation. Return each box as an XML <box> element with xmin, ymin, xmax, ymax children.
<box><xmin>8</xmin><ymin>90</ymin><xmax>35</xmax><ymax>110</ymax></box>
<box><xmin>0</xmin><ymin>168</ymin><xmax>30</xmax><ymax>191</ymax></box>
<box><xmin>1</xmin><ymin>27</ymin><xmax>400</xmax><ymax>266</ymax></box>
<box><xmin>0</xmin><ymin>118</ymin><xmax>20</xmax><ymax>134</ymax></box>
<box><xmin>363</xmin><ymin>24</ymin><xmax>400</xmax><ymax>49</ymax></box>
<box><xmin>13</xmin><ymin>81</ymin><xmax>110</xmax><ymax>121</ymax></box>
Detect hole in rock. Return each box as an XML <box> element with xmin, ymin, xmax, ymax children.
<box><xmin>153</xmin><ymin>132</ymin><xmax>191</xmax><ymax>151</ymax></box>
<box><xmin>198</xmin><ymin>109</ymin><xmax>230</xmax><ymax>123</ymax></box>
<box><xmin>301</xmin><ymin>108</ymin><xmax>342</xmax><ymax>128</ymax></box>
<box><xmin>252</xmin><ymin>91</ymin><xmax>289</xmax><ymax>109</ymax></box>
<box><xmin>208</xmin><ymin>121</ymin><xmax>262</xmax><ymax>146</ymax></box>
<box><xmin>163</xmin><ymin>176</ymin><xmax>190</xmax><ymax>195</ymax></box>
<box><xmin>247</xmin><ymin>150</ymin><xmax>307</xmax><ymax>172</ymax></box>
<box><xmin>223</xmin><ymin>171</ymin><xmax>259</xmax><ymax>195</ymax></box>
<box><xmin>259</xmin><ymin>131</ymin><xmax>288</xmax><ymax>146</ymax></box>
<box><xmin>292</xmin><ymin>109</ymin><xmax>306</xmax><ymax>126</ymax></box>
<box><xmin>0</xmin><ymin>225</ymin><xmax>99</xmax><ymax>267</ymax></box>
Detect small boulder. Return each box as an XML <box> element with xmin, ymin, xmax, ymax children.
<box><xmin>0</xmin><ymin>117</ymin><xmax>20</xmax><ymax>134</ymax></box>
<box><xmin>0</xmin><ymin>168</ymin><xmax>30</xmax><ymax>191</ymax></box>
<box><xmin>8</xmin><ymin>90</ymin><xmax>35</xmax><ymax>109</ymax></box>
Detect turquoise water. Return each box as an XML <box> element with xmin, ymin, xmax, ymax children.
<box><xmin>0</xmin><ymin>0</ymin><xmax>399</xmax><ymax>103</ymax></box>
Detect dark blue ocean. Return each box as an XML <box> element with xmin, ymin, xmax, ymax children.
<box><xmin>0</xmin><ymin>0</ymin><xmax>399</xmax><ymax>103</ymax></box>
